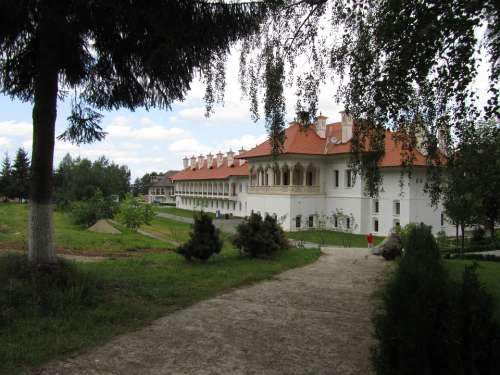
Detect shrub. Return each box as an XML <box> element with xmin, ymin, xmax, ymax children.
<box><xmin>472</xmin><ymin>226</ymin><xmax>486</xmax><ymax>243</ymax></box>
<box><xmin>373</xmin><ymin>224</ymin><xmax>500</xmax><ymax>375</ymax></box>
<box><xmin>70</xmin><ymin>190</ymin><xmax>118</xmax><ymax>226</ymax></box>
<box><xmin>0</xmin><ymin>255</ymin><xmax>97</xmax><ymax>320</ymax></box>
<box><xmin>233</xmin><ymin>213</ymin><xmax>289</xmax><ymax>258</ymax></box>
<box><xmin>116</xmin><ymin>194</ymin><xmax>157</xmax><ymax>230</ymax></box>
<box><xmin>176</xmin><ymin>211</ymin><xmax>223</xmax><ymax>262</ymax></box>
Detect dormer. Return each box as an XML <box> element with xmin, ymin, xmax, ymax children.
<box><xmin>216</xmin><ymin>151</ymin><xmax>224</xmax><ymax>168</ymax></box>
<box><xmin>315</xmin><ymin>114</ymin><xmax>327</xmax><ymax>138</ymax></box>
<box><xmin>207</xmin><ymin>153</ymin><xmax>214</xmax><ymax>168</ymax></box>
<box><xmin>340</xmin><ymin>110</ymin><xmax>353</xmax><ymax>143</ymax></box>
<box><xmin>197</xmin><ymin>154</ymin><xmax>204</xmax><ymax>169</ymax></box>
<box><xmin>227</xmin><ymin>150</ymin><xmax>235</xmax><ymax>167</ymax></box>
<box><xmin>238</xmin><ymin>148</ymin><xmax>246</xmax><ymax>166</ymax></box>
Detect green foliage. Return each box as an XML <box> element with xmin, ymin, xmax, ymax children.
<box><xmin>373</xmin><ymin>224</ymin><xmax>500</xmax><ymax>375</ymax></box>
<box><xmin>11</xmin><ymin>148</ymin><xmax>30</xmax><ymax>201</ymax></box>
<box><xmin>233</xmin><ymin>213</ymin><xmax>289</xmax><ymax>258</ymax></box>
<box><xmin>0</xmin><ymin>152</ymin><xmax>15</xmax><ymax>200</ymax></box>
<box><xmin>116</xmin><ymin>194</ymin><xmax>157</xmax><ymax>230</ymax></box>
<box><xmin>70</xmin><ymin>190</ymin><xmax>118</xmax><ymax>227</ymax></box>
<box><xmin>472</xmin><ymin>227</ymin><xmax>486</xmax><ymax>243</ymax></box>
<box><xmin>0</xmin><ymin>255</ymin><xmax>97</xmax><ymax>319</ymax></box>
<box><xmin>176</xmin><ymin>212</ymin><xmax>223</xmax><ymax>262</ymax></box>
<box><xmin>54</xmin><ymin>154</ymin><xmax>130</xmax><ymax>208</ymax></box>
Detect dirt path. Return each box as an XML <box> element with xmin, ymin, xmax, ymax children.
<box><xmin>38</xmin><ymin>247</ymin><xmax>390</xmax><ymax>375</ymax></box>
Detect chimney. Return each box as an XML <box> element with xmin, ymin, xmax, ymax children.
<box><xmin>207</xmin><ymin>153</ymin><xmax>214</xmax><ymax>168</ymax></box>
<box><xmin>190</xmin><ymin>155</ymin><xmax>197</xmax><ymax>170</ymax></box>
<box><xmin>238</xmin><ymin>148</ymin><xmax>246</xmax><ymax>166</ymax></box>
<box><xmin>315</xmin><ymin>113</ymin><xmax>327</xmax><ymax>138</ymax></box>
<box><xmin>182</xmin><ymin>156</ymin><xmax>189</xmax><ymax>169</ymax></box>
<box><xmin>227</xmin><ymin>150</ymin><xmax>235</xmax><ymax>167</ymax></box>
<box><xmin>216</xmin><ymin>151</ymin><xmax>224</xmax><ymax>168</ymax></box>
<box><xmin>197</xmin><ymin>154</ymin><xmax>205</xmax><ymax>169</ymax></box>
<box><xmin>340</xmin><ymin>110</ymin><xmax>353</xmax><ymax>143</ymax></box>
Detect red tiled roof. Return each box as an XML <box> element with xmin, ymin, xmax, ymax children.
<box><xmin>170</xmin><ymin>158</ymin><xmax>248</xmax><ymax>181</ymax></box>
<box><xmin>238</xmin><ymin>122</ymin><xmax>428</xmax><ymax>167</ymax></box>
<box><xmin>237</xmin><ymin>122</ymin><xmax>326</xmax><ymax>158</ymax></box>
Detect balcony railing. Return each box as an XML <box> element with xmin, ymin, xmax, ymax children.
<box><xmin>248</xmin><ymin>185</ymin><xmax>321</xmax><ymax>195</ymax></box>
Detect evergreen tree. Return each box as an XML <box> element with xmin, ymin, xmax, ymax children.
<box><xmin>0</xmin><ymin>153</ymin><xmax>14</xmax><ymax>200</ymax></box>
<box><xmin>12</xmin><ymin>148</ymin><xmax>31</xmax><ymax>202</ymax></box>
<box><xmin>0</xmin><ymin>1</ymin><xmax>264</xmax><ymax>264</ymax></box>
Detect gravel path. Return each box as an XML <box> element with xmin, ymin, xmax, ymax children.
<box><xmin>38</xmin><ymin>247</ymin><xmax>390</xmax><ymax>375</ymax></box>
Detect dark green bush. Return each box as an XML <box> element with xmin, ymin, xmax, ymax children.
<box><xmin>70</xmin><ymin>190</ymin><xmax>118</xmax><ymax>226</ymax></box>
<box><xmin>233</xmin><ymin>213</ymin><xmax>289</xmax><ymax>258</ymax></box>
<box><xmin>373</xmin><ymin>224</ymin><xmax>500</xmax><ymax>375</ymax></box>
<box><xmin>0</xmin><ymin>255</ymin><xmax>98</xmax><ymax>322</ymax></box>
<box><xmin>176</xmin><ymin>211</ymin><xmax>223</xmax><ymax>262</ymax></box>
<box><xmin>472</xmin><ymin>227</ymin><xmax>486</xmax><ymax>243</ymax></box>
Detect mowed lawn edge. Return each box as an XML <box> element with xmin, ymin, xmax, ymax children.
<box><xmin>0</xmin><ymin>245</ymin><xmax>321</xmax><ymax>374</ymax></box>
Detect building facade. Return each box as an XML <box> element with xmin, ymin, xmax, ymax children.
<box><xmin>171</xmin><ymin>112</ymin><xmax>453</xmax><ymax>236</ymax></box>
<box><xmin>147</xmin><ymin>171</ymin><xmax>178</xmax><ymax>204</ymax></box>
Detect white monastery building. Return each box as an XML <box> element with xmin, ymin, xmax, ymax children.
<box><xmin>171</xmin><ymin>112</ymin><xmax>453</xmax><ymax>236</ymax></box>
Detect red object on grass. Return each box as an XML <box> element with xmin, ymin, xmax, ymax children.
<box><xmin>367</xmin><ymin>233</ymin><xmax>374</xmax><ymax>244</ymax></box>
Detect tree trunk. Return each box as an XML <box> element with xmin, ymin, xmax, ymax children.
<box><xmin>28</xmin><ymin>9</ymin><xmax>59</xmax><ymax>264</ymax></box>
<box><xmin>460</xmin><ymin>223</ymin><xmax>465</xmax><ymax>256</ymax></box>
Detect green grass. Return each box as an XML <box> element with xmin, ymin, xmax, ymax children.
<box><xmin>287</xmin><ymin>229</ymin><xmax>384</xmax><ymax>247</ymax></box>
<box><xmin>0</xmin><ymin>203</ymin><xmax>170</xmax><ymax>255</ymax></box>
<box><xmin>141</xmin><ymin>216</ymin><xmax>193</xmax><ymax>244</ymax></box>
<box><xmin>445</xmin><ymin>259</ymin><xmax>500</xmax><ymax>323</ymax></box>
<box><xmin>0</xmin><ymin>245</ymin><xmax>321</xmax><ymax>374</ymax></box>
<box><xmin>158</xmin><ymin>206</ymin><xmax>216</xmax><ymax>219</ymax></box>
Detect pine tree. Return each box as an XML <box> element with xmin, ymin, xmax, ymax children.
<box><xmin>0</xmin><ymin>153</ymin><xmax>14</xmax><ymax>200</ymax></box>
<box><xmin>0</xmin><ymin>1</ymin><xmax>264</xmax><ymax>264</ymax></box>
<box><xmin>12</xmin><ymin>148</ymin><xmax>31</xmax><ymax>202</ymax></box>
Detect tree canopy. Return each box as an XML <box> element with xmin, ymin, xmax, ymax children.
<box><xmin>238</xmin><ymin>0</ymin><xmax>500</xmax><ymax>195</ymax></box>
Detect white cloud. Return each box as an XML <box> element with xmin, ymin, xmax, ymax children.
<box><xmin>0</xmin><ymin>137</ymin><xmax>11</xmax><ymax>147</ymax></box>
<box><xmin>105</xmin><ymin>116</ymin><xmax>189</xmax><ymax>141</ymax></box>
<box><xmin>168</xmin><ymin>138</ymin><xmax>211</xmax><ymax>156</ymax></box>
<box><xmin>0</xmin><ymin>121</ymin><xmax>32</xmax><ymax>137</ymax></box>
<box><xmin>220</xmin><ymin>134</ymin><xmax>268</xmax><ymax>152</ymax></box>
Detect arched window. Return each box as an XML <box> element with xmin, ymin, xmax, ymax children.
<box><xmin>292</xmin><ymin>164</ymin><xmax>304</xmax><ymax>185</ymax></box>
<box><xmin>282</xmin><ymin>165</ymin><xmax>290</xmax><ymax>186</ymax></box>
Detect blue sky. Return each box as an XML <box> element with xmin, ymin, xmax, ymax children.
<box><xmin>0</xmin><ymin>51</ymin><xmax>344</xmax><ymax>179</ymax></box>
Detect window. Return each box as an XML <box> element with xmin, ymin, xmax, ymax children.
<box><xmin>373</xmin><ymin>199</ymin><xmax>379</xmax><ymax>214</ymax></box>
<box><xmin>308</xmin><ymin>215</ymin><xmax>314</xmax><ymax>228</ymax></box>
<box><xmin>345</xmin><ymin>169</ymin><xmax>353</xmax><ymax>188</ymax></box>
<box><xmin>393</xmin><ymin>200</ymin><xmax>400</xmax><ymax>216</ymax></box>
<box><xmin>334</xmin><ymin>215</ymin><xmax>338</xmax><ymax>228</ymax></box>
<box><xmin>239</xmin><ymin>183</ymin><xmax>242</xmax><ymax>192</ymax></box>
<box><xmin>346</xmin><ymin>217</ymin><xmax>351</xmax><ymax>229</ymax></box>
<box><xmin>239</xmin><ymin>202</ymin><xmax>242</xmax><ymax>211</ymax></box>
<box><xmin>295</xmin><ymin>215</ymin><xmax>301</xmax><ymax>228</ymax></box>
<box><xmin>233</xmin><ymin>201</ymin><xmax>236</xmax><ymax>210</ymax></box>
<box><xmin>215</xmin><ymin>200</ymin><xmax>218</xmax><ymax>208</ymax></box>
<box><xmin>373</xmin><ymin>218</ymin><xmax>379</xmax><ymax>232</ymax></box>
<box><xmin>334</xmin><ymin>170</ymin><xmax>339</xmax><ymax>187</ymax></box>
<box><xmin>440</xmin><ymin>212</ymin><xmax>444</xmax><ymax>226</ymax></box>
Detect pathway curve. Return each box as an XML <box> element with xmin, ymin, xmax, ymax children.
<box><xmin>38</xmin><ymin>247</ymin><xmax>390</xmax><ymax>375</ymax></box>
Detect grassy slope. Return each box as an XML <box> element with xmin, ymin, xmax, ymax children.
<box><xmin>141</xmin><ymin>216</ymin><xmax>192</xmax><ymax>244</ymax></box>
<box><xmin>0</xmin><ymin>203</ymin><xmax>169</xmax><ymax>255</ymax></box>
<box><xmin>445</xmin><ymin>260</ymin><xmax>500</xmax><ymax>323</ymax></box>
<box><xmin>287</xmin><ymin>230</ymin><xmax>384</xmax><ymax>248</ymax></box>
<box><xmin>0</xmin><ymin>246</ymin><xmax>320</xmax><ymax>374</ymax></box>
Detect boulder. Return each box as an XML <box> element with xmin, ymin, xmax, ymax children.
<box><xmin>376</xmin><ymin>232</ymin><xmax>402</xmax><ymax>260</ymax></box>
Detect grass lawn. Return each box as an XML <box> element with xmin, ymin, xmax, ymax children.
<box><xmin>0</xmin><ymin>245</ymin><xmax>320</xmax><ymax>374</ymax></box>
<box><xmin>287</xmin><ymin>229</ymin><xmax>384</xmax><ymax>248</ymax></box>
<box><xmin>158</xmin><ymin>206</ymin><xmax>216</xmax><ymax>219</ymax></box>
<box><xmin>0</xmin><ymin>203</ymin><xmax>171</xmax><ymax>255</ymax></box>
<box><xmin>140</xmin><ymin>216</ymin><xmax>193</xmax><ymax>244</ymax></box>
<box><xmin>445</xmin><ymin>259</ymin><xmax>500</xmax><ymax>323</ymax></box>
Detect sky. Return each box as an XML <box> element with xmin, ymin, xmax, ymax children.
<box><xmin>0</xmin><ymin>49</ymin><xmax>344</xmax><ymax>180</ymax></box>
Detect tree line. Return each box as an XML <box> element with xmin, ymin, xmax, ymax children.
<box><xmin>0</xmin><ymin>148</ymin><xmax>30</xmax><ymax>202</ymax></box>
